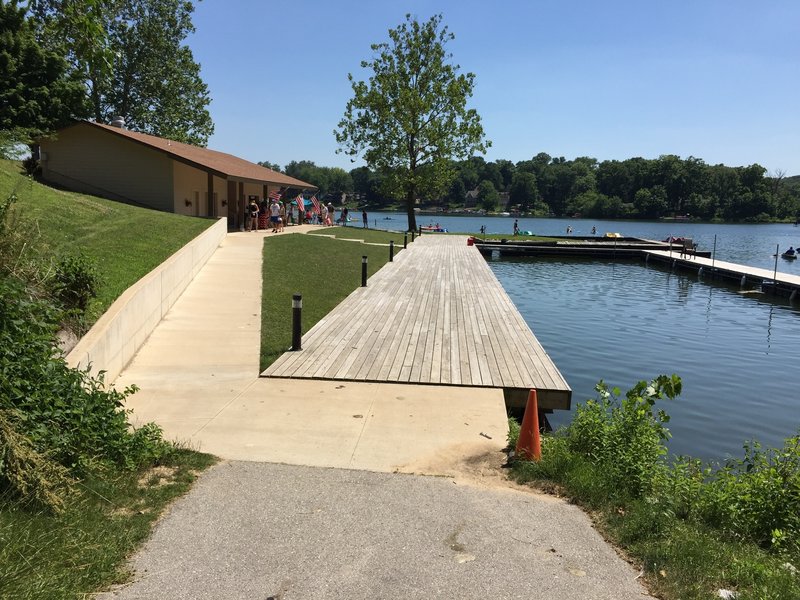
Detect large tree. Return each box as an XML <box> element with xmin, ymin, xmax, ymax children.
<box><xmin>29</xmin><ymin>0</ymin><xmax>213</xmax><ymax>146</ymax></box>
<box><xmin>335</xmin><ymin>13</ymin><xmax>489</xmax><ymax>230</ymax></box>
<box><xmin>0</xmin><ymin>0</ymin><xmax>87</xmax><ymax>153</ymax></box>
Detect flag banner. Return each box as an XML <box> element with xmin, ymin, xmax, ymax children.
<box><xmin>311</xmin><ymin>195</ymin><xmax>321</xmax><ymax>214</ymax></box>
<box><xmin>269</xmin><ymin>189</ymin><xmax>282</xmax><ymax>201</ymax></box>
<box><xmin>296</xmin><ymin>194</ymin><xmax>305</xmax><ymax>211</ymax></box>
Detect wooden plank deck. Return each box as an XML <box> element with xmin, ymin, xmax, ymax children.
<box><xmin>263</xmin><ymin>235</ymin><xmax>572</xmax><ymax>410</ymax></box>
<box><xmin>643</xmin><ymin>250</ymin><xmax>800</xmax><ymax>291</ymax></box>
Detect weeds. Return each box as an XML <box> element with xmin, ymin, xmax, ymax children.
<box><xmin>509</xmin><ymin>375</ymin><xmax>800</xmax><ymax>600</ymax></box>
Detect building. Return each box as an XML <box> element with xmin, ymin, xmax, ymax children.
<box><xmin>39</xmin><ymin>120</ymin><xmax>316</xmax><ymax>230</ymax></box>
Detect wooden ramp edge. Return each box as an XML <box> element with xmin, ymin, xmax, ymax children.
<box><xmin>263</xmin><ymin>235</ymin><xmax>571</xmax><ymax>410</ymax></box>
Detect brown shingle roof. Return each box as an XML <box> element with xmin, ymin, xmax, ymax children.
<box><xmin>81</xmin><ymin>121</ymin><xmax>316</xmax><ymax>189</ymax></box>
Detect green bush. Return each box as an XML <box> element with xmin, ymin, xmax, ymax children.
<box><xmin>696</xmin><ymin>436</ymin><xmax>800</xmax><ymax>554</ymax></box>
<box><xmin>0</xmin><ymin>276</ymin><xmax>170</xmax><ymax>502</ymax></box>
<box><xmin>566</xmin><ymin>375</ymin><xmax>680</xmax><ymax>500</ymax></box>
<box><xmin>50</xmin><ymin>253</ymin><xmax>99</xmax><ymax>312</ymax></box>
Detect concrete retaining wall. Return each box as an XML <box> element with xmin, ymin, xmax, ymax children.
<box><xmin>66</xmin><ymin>217</ymin><xmax>228</xmax><ymax>383</ymax></box>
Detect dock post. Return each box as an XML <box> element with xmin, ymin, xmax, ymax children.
<box><xmin>411</xmin><ymin>230</ymin><xmax>415</xmax><ymax>242</ymax></box>
<box><xmin>361</xmin><ymin>255</ymin><xmax>368</xmax><ymax>287</ymax></box>
<box><xmin>712</xmin><ymin>235</ymin><xmax>717</xmax><ymax>268</ymax></box>
<box><xmin>772</xmin><ymin>244</ymin><xmax>779</xmax><ymax>294</ymax></box>
<box><xmin>389</xmin><ymin>240</ymin><xmax>394</xmax><ymax>262</ymax></box>
<box><xmin>404</xmin><ymin>232</ymin><xmax>408</xmax><ymax>249</ymax></box>
<box><xmin>291</xmin><ymin>294</ymin><xmax>302</xmax><ymax>351</ymax></box>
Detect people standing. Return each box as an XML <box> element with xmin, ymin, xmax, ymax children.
<box><xmin>279</xmin><ymin>201</ymin><xmax>287</xmax><ymax>232</ymax></box>
<box><xmin>248</xmin><ymin>199</ymin><xmax>259</xmax><ymax>232</ymax></box>
<box><xmin>321</xmin><ymin>203</ymin><xmax>328</xmax><ymax>226</ymax></box>
<box><xmin>269</xmin><ymin>198</ymin><xmax>281</xmax><ymax>233</ymax></box>
<box><xmin>342</xmin><ymin>206</ymin><xmax>349</xmax><ymax>226</ymax></box>
<box><xmin>513</xmin><ymin>219</ymin><xmax>519</xmax><ymax>235</ymax></box>
<box><xmin>362</xmin><ymin>209</ymin><xmax>368</xmax><ymax>228</ymax></box>
<box><xmin>327</xmin><ymin>203</ymin><xmax>335</xmax><ymax>226</ymax></box>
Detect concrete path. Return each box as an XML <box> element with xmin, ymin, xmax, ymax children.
<box><xmin>115</xmin><ymin>226</ymin><xmax>509</xmax><ymax>472</ymax></box>
<box><xmin>107</xmin><ymin>225</ymin><xmax>654</xmax><ymax>599</ymax></box>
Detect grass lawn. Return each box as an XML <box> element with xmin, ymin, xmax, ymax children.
<box><xmin>260</xmin><ymin>233</ymin><xmax>401</xmax><ymax>370</ymax></box>
<box><xmin>0</xmin><ymin>160</ymin><xmax>213</xmax><ymax>323</ymax></box>
<box><xmin>0</xmin><ymin>450</ymin><xmax>217</xmax><ymax>600</ymax></box>
<box><xmin>306</xmin><ymin>225</ymin><xmax>409</xmax><ymax>245</ymax></box>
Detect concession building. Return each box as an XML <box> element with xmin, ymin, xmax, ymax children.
<box><xmin>39</xmin><ymin>119</ymin><xmax>315</xmax><ymax>230</ymax></box>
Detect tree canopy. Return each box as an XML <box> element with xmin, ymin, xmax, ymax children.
<box><xmin>27</xmin><ymin>0</ymin><xmax>213</xmax><ymax>146</ymax></box>
<box><xmin>335</xmin><ymin>13</ymin><xmax>489</xmax><ymax>230</ymax></box>
<box><xmin>0</xmin><ymin>0</ymin><xmax>88</xmax><ymax>152</ymax></box>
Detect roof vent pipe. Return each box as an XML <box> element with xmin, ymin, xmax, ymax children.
<box><xmin>109</xmin><ymin>116</ymin><xmax>125</xmax><ymax>128</ymax></box>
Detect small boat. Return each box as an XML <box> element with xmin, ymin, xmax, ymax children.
<box><xmin>420</xmin><ymin>226</ymin><xmax>447</xmax><ymax>233</ymax></box>
<box><xmin>604</xmin><ymin>232</ymin><xmax>623</xmax><ymax>238</ymax></box>
<box><xmin>781</xmin><ymin>252</ymin><xmax>797</xmax><ymax>260</ymax></box>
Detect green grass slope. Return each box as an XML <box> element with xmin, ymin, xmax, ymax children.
<box><xmin>0</xmin><ymin>160</ymin><xmax>213</xmax><ymax>322</ymax></box>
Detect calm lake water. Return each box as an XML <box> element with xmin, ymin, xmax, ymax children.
<box><xmin>374</xmin><ymin>213</ymin><xmax>800</xmax><ymax>460</ymax></box>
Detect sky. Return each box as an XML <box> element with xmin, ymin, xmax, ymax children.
<box><xmin>187</xmin><ymin>1</ymin><xmax>800</xmax><ymax>175</ymax></box>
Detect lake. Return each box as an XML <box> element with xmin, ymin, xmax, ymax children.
<box><xmin>373</xmin><ymin>213</ymin><xmax>800</xmax><ymax>460</ymax></box>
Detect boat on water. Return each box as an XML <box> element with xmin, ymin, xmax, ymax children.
<box><xmin>781</xmin><ymin>252</ymin><xmax>797</xmax><ymax>260</ymax></box>
<box><xmin>420</xmin><ymin>225</ymin><xmax>448</xmax><ymax>233</ymax></box>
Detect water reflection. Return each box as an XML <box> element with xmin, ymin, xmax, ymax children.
<box><xmin>490</xmin><ymin>256</ymin><xmax>800</xmax><ymax>461</ymax></box>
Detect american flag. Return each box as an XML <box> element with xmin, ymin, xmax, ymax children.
<box><xmin>268</xmin><ymin>189</ymin><xmax>282</xmax><ymax>201</ymax></box>
<box><xmin>310</xmin><ymin>195</ymin><xmax>321</xmax><ymax>214</ymax></box>
<box><xmin>296</xmin><ymin>194</ymin><xmax>305</xmax><ymax>211</ymax></box>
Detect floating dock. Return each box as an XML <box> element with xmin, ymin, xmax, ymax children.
<box><xmin>264</xmin><ymin>235</ymin><xmax>572</xmax><ymax>410</ymax></box>
<box><xmin>475</xmin><ymin>236</ymin><xmax>712</xmax><ymax>259</ymax></box>
<box><xmin>643</xmin><ymin>250</ymin><xmax>800</xmax><ymax>297</ymax></box>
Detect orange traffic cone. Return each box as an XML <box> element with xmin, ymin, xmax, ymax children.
<box><xmin>515</xmin><ymin>389</ymin><xmax>541</xmax><ymax>461</ymax></box>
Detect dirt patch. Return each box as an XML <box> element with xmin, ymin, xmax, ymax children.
<box><xmin>396</xmin><ymin>442</ymin><xmax>555</xmax><ymax>499</ymax></box>
<box><xmin>137</xmin><ymin>465</ymin><xmax>179</xmax><ymax>489</ymax></box>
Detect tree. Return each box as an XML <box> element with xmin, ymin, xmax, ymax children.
<box><xmin>447</xmin><ymin>177</ymin><xmax>466</xmax><ymax>207</ymax></box>
<box><xmin>258</xmin><ymin>160</ymin><xmax>282</xmax><ymax>172</ymax></box>
<box><xmin>335</xmin><ymin>13</ymin><xmax>489</xmax><ymax>230</ymax></box>
<box><xmin>477</xmin><ymin>179</ymin><xmax>499</xmax><ymax>212</ymax></box>
<box><xmin>509</xmin><ymin>172</ymin><xmax>538</xmax><ymax>212</ymax></box>
<box><xmin>29</xmin><ymin>0</ymin><xmax>213</xmax><ymax>146</ymax></box>
<box><xmin>0</xmin><ymin>0</ymin><xmax>87</xmax><ymax>151</ymax></box>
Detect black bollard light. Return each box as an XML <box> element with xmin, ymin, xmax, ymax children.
<box><xmin>361</xmin><ymin>255</ymin><xmax>368</xmax><ymax>287</ymax></box>
<box><xmin>389</xmin><ymin>240</ymin><xmax>394</xmax><ymax>262</ymax></box>
<box><xmin>404</xmin><ymin>232</ymin><xmax>408</xmax><ymax>249</ymax></box>
<box><xmin>411</xmin><ymin>230</ymin><xmax>415</xmax><ymax>242</ymax></box>
<box><xmin>291</xmin><ymin>293</ymin><xmax>302</xmax><ymax>351</ymax></box>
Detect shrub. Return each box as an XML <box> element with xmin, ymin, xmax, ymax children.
<box><xmin>697</xmin><ymin>435</ymin><xmax>800</xmax><ymax>554</ymax></box>
<box><xmin>0</xmin><ymin>277</ymin><xmax>168</xmax><ymax>481</ymax></box>
<box><xmin>567</xmin><ymin>375</ymin><xmax>680</xmax><ymax>500</ymax></box>
<box><xmin>50</xmin><ymin>253</ymin><xmax>99</xmax><ymax>312</ymax></box>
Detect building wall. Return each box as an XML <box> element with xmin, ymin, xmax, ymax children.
<box><xmin>40</xmin><ymin>123</ymin><xmax>173</xmax><ymax>211</ymax></box>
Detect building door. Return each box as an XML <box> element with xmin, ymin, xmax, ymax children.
<box><xmin>227</xmin><ymin>180</ymin><xmax>238</xmax><ymax>229</ymax></box>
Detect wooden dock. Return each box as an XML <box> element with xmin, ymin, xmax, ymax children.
<box><xmin>643</xmin><ymin>250</ymin><xmax>800</xmax><ymax>297</ymax></box>
<box><xmin>263</xmin><ymin>235</ymin><xmax>572</xmax><ymax>410</ymax></box>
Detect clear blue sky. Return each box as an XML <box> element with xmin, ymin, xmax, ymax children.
<box><xmin>188</xmin><ymin>1</ymin><xmax>799</xmax><ymax>175</ymax></box>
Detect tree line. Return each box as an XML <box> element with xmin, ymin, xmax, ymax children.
<box><xmin>265</xmin><ymin>153</ymin><xmax>799</xmax><ymax>222</ymax></box>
